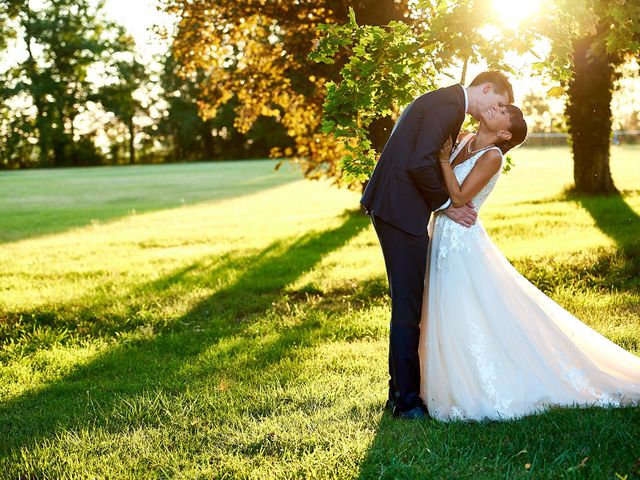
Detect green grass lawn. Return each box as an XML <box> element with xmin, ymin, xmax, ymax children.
<box><xmin>0</xmin><ymin>148</ymin><xmax>639</xmax><ymax>479</ymax></box>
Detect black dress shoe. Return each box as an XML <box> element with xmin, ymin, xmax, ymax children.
<box><xmin>384</xmin><ymin>398</ymin><xmax>395</xmax><ymax>412</ymax></box>
<box><xmin>393</xmin><ymin>404</ymin><xmax>431</xmax><ymax>420</ymax></box>
<box><xmin>385</xmin><ymin>390</ymin><xmax>400</xmax><ymax>412</ymax></box>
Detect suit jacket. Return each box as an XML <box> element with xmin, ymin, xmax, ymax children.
<box><xmin>361</xmin><ymin>84</ymin><xmax>465</xmax><ymax>236</ymax></box>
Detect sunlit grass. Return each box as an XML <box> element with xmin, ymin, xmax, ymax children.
<box><xmin>0</xmin><ymin>147</ymin><xmax>638</xmax><ymax>478</ymax></box>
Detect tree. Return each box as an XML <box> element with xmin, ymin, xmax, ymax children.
<box><xmin>0</xmin><ymin>0</ymin><xmax>20</xmax><ymax>51</ymax></box>
<box><xmin>0</xmin><ymin>0</ymin><xmax>136</xmax><ymax>167</ymax></box>
<box><xmin>161</xmin><ymin>0</ymin><xmax>639</xmax><ymax>192</ymax></box>
<box><xmin>0</xmin><ymin>106</ymin><xmax>36</xmax><ymax>169</ymax></box>
<box><xmin>161</xmin><ymin>0</ymin><xmax>412</xmax><ymax>184</ymax></box>
<box><xmin>542</xmin><ymin>0</ymin><xmax>640</xmax><ymax>193</ymax></box>
<box><xmin>93</xmin><ymin>55</ymin><xmax>148</xmax><ymax>164</ymax></box>
<box><xmin>154</xmin><ymin>50</ymin><xmax>291</xmax><ymax>162</ymax></box>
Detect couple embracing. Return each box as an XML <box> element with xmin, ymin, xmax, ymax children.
<box><xmin>361</xmin><ymin>71</ymin><xmax>640</xmax><ymax>422</ymax></box>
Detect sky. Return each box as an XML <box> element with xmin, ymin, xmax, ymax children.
<box><xmin>100</xmin><ymin>0</ymin><xmax>176</xmax><ymax>62</ymax></box>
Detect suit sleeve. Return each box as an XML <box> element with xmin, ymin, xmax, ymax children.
<box><xmin>407</xmin><ymin>100</ymin><xmax>463</xmax><ymax>211</ymax></box>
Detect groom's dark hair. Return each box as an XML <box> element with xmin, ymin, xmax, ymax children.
<box><xmin>469</xmin><ymin>71</ymin><xmax>514</xmax><ymax>103</ymax></box>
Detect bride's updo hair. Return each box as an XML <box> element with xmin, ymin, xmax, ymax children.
<box><xmin>497</xmin><ymin>105</ymin><xmax>527</xmax><ymax>154</ymax></box>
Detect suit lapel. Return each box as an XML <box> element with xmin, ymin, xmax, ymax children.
<box><xmin>451</xmin><ymin>84</ymin><xmax>466</xmax><ymax>143</ymax></box>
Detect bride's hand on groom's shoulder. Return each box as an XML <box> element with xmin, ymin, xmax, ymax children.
<box><xmin>444</xmin><ymin>202</ymin><xmax>477</xmax><ymax>228</ymax></box>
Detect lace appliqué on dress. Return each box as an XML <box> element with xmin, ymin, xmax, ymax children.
<box><xmin>468</xmin><ymin>321</ymin><xmax>514</xmax><ymax>417</ymax></box>
<box><xmin>434</xmin><ymin>152</ymin><xmax>502</xmax><ymax>272</ymax></box>
<box><xmin>555</xmin><ymin>348</ymin><xmax>623</xmax><ymax>407</ymax></box>
<box><xmin>432</xmin><ymin>405</ymin><xmax>468</xmax><ymax>421</ymax></box>
<box><xmin>434</xmin><ymin>216</ymin><xmax>478</xmax><ymax>271</ymax></box>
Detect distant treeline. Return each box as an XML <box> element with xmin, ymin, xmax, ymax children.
<box><xmin>0</xmin><ymin>0</ymin><xmax>294</xmax><ymax>170</ymax></box>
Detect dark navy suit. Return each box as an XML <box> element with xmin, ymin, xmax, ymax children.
<box><xmin>361</xmin><ymin>84</ymin><xmax>465</xmax><ymax>412</ymax></box>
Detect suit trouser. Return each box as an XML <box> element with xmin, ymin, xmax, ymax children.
<box><xmin>371</xmin><ymin>214</ymin><xmax>428</xmax><ymax>412</ymax></box>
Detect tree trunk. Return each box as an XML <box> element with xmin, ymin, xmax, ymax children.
<box><xmin>127</xmin><ymin>118</ymin><xmax>135</xmax><ymax>164</ymax></box>
<box><xmin>202</xmin><ymin>121</ymin><xmax>216</xmax><ymax>160</ymax></box>
<box><xmin>52</xmin><ymin>99</ymin><xmax>69</xmax><ymax>166</ymax></box>
<box><xmin>352</xmin><ymin>0</ymin><xmax>408</xmax><ymax>25</ymax></box>
<box><xmin>33</xmin><ymin>97</ymin><xmax>50</xmax><ymax>166</ymax></box>
<box><xmin>566</xmin><ymin>36</ymin><xmax>618</xmax><ymax>194</ymax></box>
<box><xmin>23</xmin><ymin>23</ymin><xmax>50</xmax><ymax>167</ymax></box>
<box><xmin>52</xmin><ymin>133</ymin><xmax>66</xmax><ymax>167</ymax></box>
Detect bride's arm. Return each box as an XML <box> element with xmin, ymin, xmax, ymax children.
<box><xmin>438</xmin><ymin>145</ymin><xmax>502</xmax><ymax>208</ymax></box>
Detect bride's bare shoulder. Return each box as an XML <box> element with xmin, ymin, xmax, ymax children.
<box><xmin>476</xmin><ymin>148</ymin><xmax>503</xmax><ymax>173</ymax></box>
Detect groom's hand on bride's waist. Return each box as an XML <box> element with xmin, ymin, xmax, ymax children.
<box><xmin>444</xmin><ymin>202</ymin><xmax>477</xmax><ymax>228</ymax></box>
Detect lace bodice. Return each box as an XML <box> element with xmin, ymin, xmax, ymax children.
<box><xmin>431</xmin><ymin>135</ymin><xmax>503</xmax><ymax>271</ymax></box>
<box><xmin>449</xmin><ymin>135</ymin><xmax>503</xmax><ymax>212</ymax></box>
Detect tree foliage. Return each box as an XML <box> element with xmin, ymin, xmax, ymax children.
<box><xmin>152</xmin><ymin>49</ymin><xmax>293</xmax><ymax>163</ymax></box>
<box><xmin>0</xmin><ymin>0</ymin><xmax>20</xmax><ymax>51</ymax></box>
<box><xmin>310</xmin><ymin>1</ymin><xmax>539</xmax><ymax>182</ymax></box>
<box><xmin>313</xmin><ymin>0</ymin><xmax>640</xmax><ymax>190</ymax></box>
<box><xmin>92</xmin><ymin>57</ymin><xmax>148</xmax><ymax>164</ymax></box>
<box><xmin>0</xmin><ymin>0</ymin><xmax>136</xmax><ymax>167</ymax></box>
<box><xmin>163</xmin><ymin>0</ymin><xmax>545</xmax><ymax>185</ymax></box>
<box><xmin>161</xmin><ymin>0</ymin><xmax>411</xmax><ymax>185</ymax></box>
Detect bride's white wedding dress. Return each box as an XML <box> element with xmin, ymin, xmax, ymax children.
<box><xmin>419</xmin><ymin>135</ymin><xmax>640</xmax><ymax>422</ymax></box>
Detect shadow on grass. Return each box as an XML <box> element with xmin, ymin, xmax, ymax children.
<box><xmin>0</xmin><ymin>210</ymin><xmax>370</xmax><ymax>461</ymax></box>
<box><xmin>571</xmin><ymin>191</ymin><xmax>640</xmax><ymax>292</ymax></box>
<box><xmin>570</xmin><ymin>191</ymin><xmax>640</xmax><ymax>249</ymax></box>
<box><xmin>0</xmin><ymin>160</ymin><xmax>300</xmax><ymax>244</ymax></box>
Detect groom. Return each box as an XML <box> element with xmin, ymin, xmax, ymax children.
<box><xmin>361</xmin><ymin>71</ymin><xmax>514</xmax><ymax>419</ymax></box>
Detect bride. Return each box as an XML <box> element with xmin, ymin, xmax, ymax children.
<box><xmin>419</xmin><ymin>104</ymin><xmax>640</xmax><ymax>421</ymax></box>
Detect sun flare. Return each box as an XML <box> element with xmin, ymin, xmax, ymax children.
<box><xmin>491</xmin><ymin>0</ymin><xmax>543</xmax><ymax>26</ymax></box>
